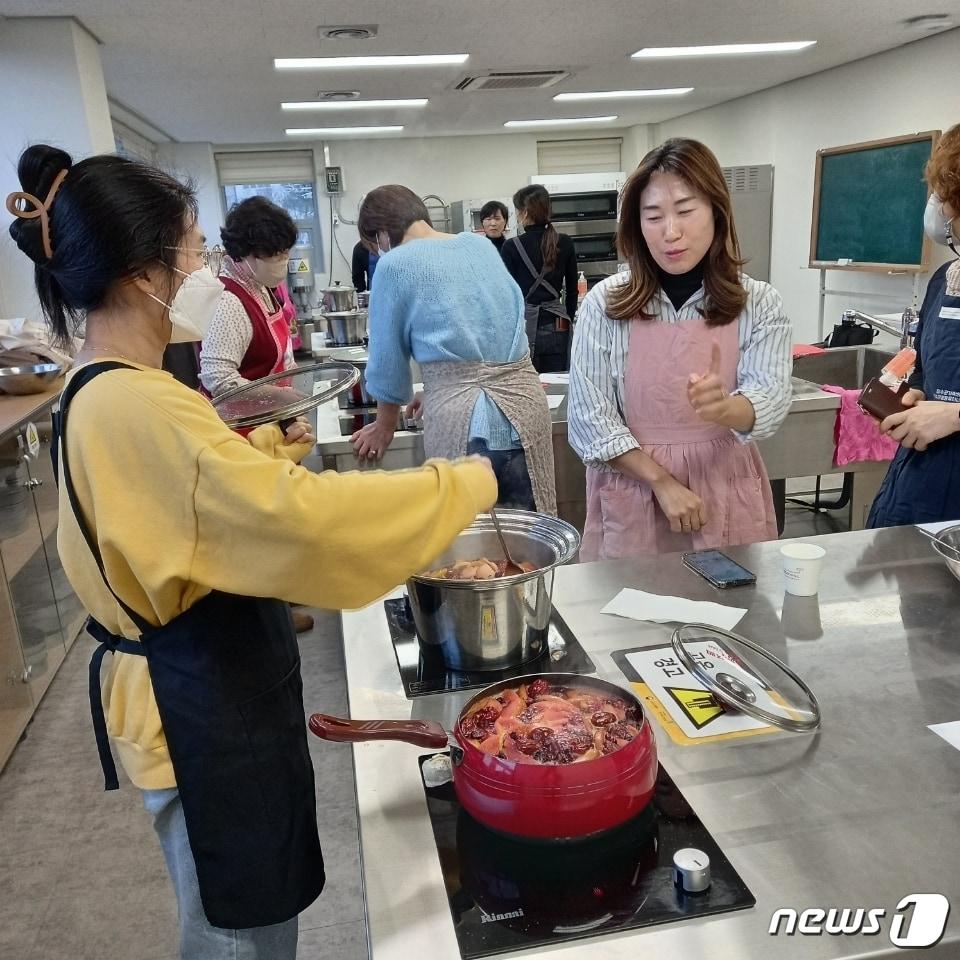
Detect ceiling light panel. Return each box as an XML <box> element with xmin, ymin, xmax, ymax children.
<box><xmin>285</xmin><ymin>126</ymin><xmax>404</xmax><ymax>136</ymax></box>
<box><xmin>554</xmin><ymin>88</ymin><xmax>693</xmax><ymax>101</ymax></box>
<box><xmin>504</xmin><ymin>116</ymin><xmax>618</xmax><ymax>128</ymax></box>
<box><xmin>632</xmin><ymin>41</ymin><xmax>816</xmax><ymax>57</ymax></box>
<box><xmin>275</xmin><ymin>54</ymin><xmax>468</xmax><ymax>69</ymax></box>
<box><xmin>282</xmin><ymin>99</ymin><xmax>428</xmax><ymax>110</ymax></box>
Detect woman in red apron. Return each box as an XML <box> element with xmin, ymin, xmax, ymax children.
<box><xmin>199</xmin><ymin>196</ymin><xmax>299</xmax><ymax>398</ymax></box>
<box><xmin>568</xmin><ymin>138</ymin><xmax>793</xmax><ymax>560</ymax></box>
<box><xmin>199</xmin><ymin>196</ymin><xmax>311</xmax><ymax>630</ymax></box>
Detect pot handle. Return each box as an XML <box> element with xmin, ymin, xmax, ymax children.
<box><xmin>308</xmin><ymin>713</ymin><xmax>449</xmax><ymax>749</ymax></box>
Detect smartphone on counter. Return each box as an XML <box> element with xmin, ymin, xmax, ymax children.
<box><xmin>681</xmin><ymin>549</ymin><xmax>756</xmax><ymax>589</ymax></box>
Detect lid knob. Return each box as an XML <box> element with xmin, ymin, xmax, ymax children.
<box><xmin>673</xmin><ymin>848</ymin><xmax>711</xmax><ymax>894</ymax></box>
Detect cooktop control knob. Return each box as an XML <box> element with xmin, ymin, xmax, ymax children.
<box><xmin>673</xmin><ymin>848</ymin><xmax>711</xmax><ymax>894</ymax></box>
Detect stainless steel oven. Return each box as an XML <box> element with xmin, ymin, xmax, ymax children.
<box><xmin>549</xmin><ymin>190</ymin><xmax>619</xmax><ymax>222</ymax></box>
<box><xmin>561</xmin><ymin>221</ymin><xmax>619</xmax><ymax>279</ymax></box>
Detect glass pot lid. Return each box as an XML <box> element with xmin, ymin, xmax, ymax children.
<box><xmin>211</xmin><ymin>360</ymin><xmax>360</xmax><ymax>429</ymax></box>
<box><xmin>671</xmin><ymin>623</ymin><xmax>821</xmax><ymax>732</ymax></box>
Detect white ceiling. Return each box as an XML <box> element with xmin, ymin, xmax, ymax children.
<box><xmin>1</xmin><ymin>0</ymin><xmax>956</xmax><ymax>143</ymax></box>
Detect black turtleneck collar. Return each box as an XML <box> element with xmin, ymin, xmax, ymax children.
<box><xmin>487</xmin><ymin>234</ymin><xmax>506</xmax><ymax>252</ymax></box>
<box><xmin>657</xmin><ymin>258</ymin><xmax>706</xmax><ymax>312</ymax></box>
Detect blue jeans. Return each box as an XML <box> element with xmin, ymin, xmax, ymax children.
<box><xmin>143</xmin><ymin>788</ymin><xmax>298</xmax><ymax>960</ymax></box>
<box><xmin>467</xmin><ymin>438</ymin><xmax>536</xmax><ymax>510</ymax></box>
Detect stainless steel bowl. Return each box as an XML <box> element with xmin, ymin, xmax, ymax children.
<box><xmin>931</xmin><ymin>525</ymin><xmax>960</xmax><ymax>584</ymax></box>
<box><xmin>407</xmin><ymin>511</ymin><xmax>581</xmax><ymax>671</ymax></box>
<box><xmin>322</xmin><ymin>310</ymin><xmax>367</xmax><ymax>346</ymax></box>
<box><xmin>0</xmin><ymin>363</ymin><xmax>64</xmax><ymax>395</ymax></box>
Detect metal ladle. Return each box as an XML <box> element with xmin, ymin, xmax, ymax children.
<box><xmin>489</xmin><ymin>506</ymin><xmax>525</xmax><ymax>576</ymax></box>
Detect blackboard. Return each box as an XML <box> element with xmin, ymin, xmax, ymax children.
<box><xmin>809</xmin><ymin>131</ymin><xmax>939</xmax><ymax>272</ymax></box>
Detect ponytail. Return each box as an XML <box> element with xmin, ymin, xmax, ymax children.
<box><xmin>541</xmin><ymin>223</ymin><xmax>559</xmax><ymax>271</ymax></box>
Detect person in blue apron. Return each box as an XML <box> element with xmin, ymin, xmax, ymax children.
<box><xmin>6</xmin><ymin>144</ymin><xmax>497</xmax><ymax>959</ymax></box>
<box><xmin>869</xmin><ymin>124</ymin><xmax>960</xmax><ymax>527</ymax></box>
<box><xmin>502</xmin><ymin>185</ymin><xmax>579</xmax><ymax>373</ymax></box>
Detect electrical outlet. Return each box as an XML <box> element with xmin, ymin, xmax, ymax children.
<box><xmin>333</xmin><ymin>214</ymin><xmax>340</xmax><ymax>226</ymax></box>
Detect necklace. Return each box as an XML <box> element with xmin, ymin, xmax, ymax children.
<box><xmin>79</xmin><ymin>345</ymin><xmax>149</xmax><ymax>365</ymax></box>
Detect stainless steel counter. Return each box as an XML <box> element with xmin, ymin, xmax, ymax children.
<box><xmin>312</xmin><ymin>369</ymin><xmax>887</xmax><ymax>534</ymax></box>
<box><xmin>338</xmin><ymin>525</ymin><xmax>960</xmax><ymax>959</ymax></box>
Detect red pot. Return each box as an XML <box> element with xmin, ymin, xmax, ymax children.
<box><xmin>309</xmin><ymin>673</ymin><xmax>657</xmax><ymax>841</ymax></box>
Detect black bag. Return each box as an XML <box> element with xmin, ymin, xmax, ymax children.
<box><xmin>823</xmin><ymin>320</ymin><xmax>878</xmax><ymax>348</ymax></box>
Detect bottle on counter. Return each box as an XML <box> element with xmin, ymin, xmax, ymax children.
<box><xmin>858</xmin><ymin>347</ymin><xmax>917</xmax><ymax>421</ymax></box>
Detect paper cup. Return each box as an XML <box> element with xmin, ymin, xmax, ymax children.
<box><xmin>780</xmin><ymin>543</ymin><xmax>826</xmax><ymax>597</ymax></box>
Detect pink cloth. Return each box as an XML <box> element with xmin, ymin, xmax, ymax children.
<box><xmin>582</xmin><ymin>314</ymin><xmax>777</xmax><ymax>561</ymax></box>
<box><xmin>821</xmin><ymin>384</ymin><xmax>898</xmax><ymax>466</ymax></box>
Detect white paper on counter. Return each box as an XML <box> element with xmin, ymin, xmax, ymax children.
<box><xmin>546</xmin><ymin>394</ymin><xmax>565</xmax><ymax>410</ymax></box>
<box><xmin>602</xmin><ymin>588</ymin><xmax>746</xmax><ymax>630</ymax></box>
<box><xmin>916</xmin><ymin>520</ymin><xmax>960</xmax><ymax>536</ymax></box>
<box><xmin>540</xmin><ymin>373</ymin><xmax>569</xmax><ymax>385</ymax></box>
<box><xmin>929</xmin><ymin>721</ymin><xmax>960</xmax><ymax>752</ymax></box>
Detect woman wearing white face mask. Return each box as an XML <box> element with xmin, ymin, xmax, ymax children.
<box><xmin>6</xmin><ymin>145</ymin><xmax>497</xmax><ymax>960</ymax></box>
<box><xmin>199</xmin><ymin>196</ymin><xmax>299</xmax><ymax>397</ymax></box>
<box><xmin>869</xmin><ymin>124</ymin><xmax>960</xmax><ymax>527</ymax></box>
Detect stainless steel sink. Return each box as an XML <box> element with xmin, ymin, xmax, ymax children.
<box><xmin>792</xmin><ymin>345</ymin><xmax>894</xmax><ymax>390</ymax></box>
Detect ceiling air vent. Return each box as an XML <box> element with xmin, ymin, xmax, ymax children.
<box><xmin>319</xmin><ymin>24</ymin><xmax>378</xmax><ymax>40</ymax></box>
<box><xmin>455</xmin><ymin>70</ymin><xmax>570</xmax><ymax>91</ymax></box>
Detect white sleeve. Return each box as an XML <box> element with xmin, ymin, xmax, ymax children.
<box><xmin>199</xmin><ymin>292</ymin><xmax>254</xmax><ymax>397</ymax></box>
<box><xmin>568</xmin><ymin>286</ymin><xmax>640</xmax><ymax>467</ymax></box>
<box><xmin>732</xmin><ymin>280</ymin><xmax>793</xmax><ymax>442</ymax></box>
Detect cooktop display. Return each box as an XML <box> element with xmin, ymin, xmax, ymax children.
<box><xmin>385</xmin><ymin>597</ymin><xmax>595</xmax><ymax>699</ymax></box>
<box><xmin>418</xmin><ymin>758</ymin><xmax>755</xmax><ymax>958</ymax></box>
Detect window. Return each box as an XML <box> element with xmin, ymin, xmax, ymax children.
<box><xmin>215</xmin><ymin>151</ymin><xmax>322</xmax><ymax>269</ymax></box>
<box><xmin>222</xmin><ymin>182</ymin><xmax>317</xmax><ymax>221</ymax></box>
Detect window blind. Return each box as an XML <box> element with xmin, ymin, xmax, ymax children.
<box><xmin>536</xmin><ymin>138</ymin><xmax>622</xmax><ymax>175</ymax></box>
<box><xmin>215</xmin><ymin>151</ymin><xmax>315</xmax><ymax>185</ymax></box>
<box><xmin>113</xmin><ymin>120</ymin><xmax>158</xmax><ymax>165</ymax></box>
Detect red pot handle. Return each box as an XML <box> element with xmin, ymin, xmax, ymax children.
<box><xmin>308</xmin><ymin>713</ymin><xmax>449</xmax><ymax>749</ymax></box>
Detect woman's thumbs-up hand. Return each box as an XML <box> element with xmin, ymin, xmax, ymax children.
<box><xmin>687</xmin><ymin>342</ymin><xmax>731</xmax><ymax>424</ymax></box>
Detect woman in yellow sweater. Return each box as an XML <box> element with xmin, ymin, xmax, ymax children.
<box><xmin>6</xmin><ymin>145</ymin><xmax>496</xmax><ymax>959</ymax></box>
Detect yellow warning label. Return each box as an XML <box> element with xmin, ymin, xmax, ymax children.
<box><xmin>663</xmin><ymin>687</ymin><xmax>726</xmax><ymax>730</ymax></box>
<box><xmin>297</xmin><ymin>261</ymin><xmax>310</xmax><ymax>272</ymax></box>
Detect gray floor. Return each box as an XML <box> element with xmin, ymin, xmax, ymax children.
<box><xmin>0</xmin><ymin>484</ymin><xmax>848</xmax><ymax>960</ymax></box>
<box><xmin>0</xmin><ymin>610</ymin><xmax>366</xmax><ymax>960</ymax></box>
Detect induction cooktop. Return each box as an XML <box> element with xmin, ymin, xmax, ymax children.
<box><xmin>418</xmin><ymin>757</ymin><xmax>755</xmax><ymax>958</ymax></box>
<box><xmin>385</xmin><ymin>597</ymin><xmax>595</xmax><ymax>699</ymax></box>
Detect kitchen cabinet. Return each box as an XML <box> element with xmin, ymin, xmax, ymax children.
<box><xmin>0</xmin><ymin>388</ymin><xmax>84</xmax><ymax>770</ymax></box>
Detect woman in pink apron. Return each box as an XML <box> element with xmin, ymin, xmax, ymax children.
<box><xmin>568</xmin><ymin>138</ymin><xmax>793</xmax><ymax>560</ymax></box>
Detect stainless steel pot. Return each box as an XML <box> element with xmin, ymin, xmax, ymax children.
<box><xmin>320</xmin><ymin>283</ymin><xmax>355</xmax><ymax>313</ymax></box>
<box><xmin>407</xmin><ymin>511</ymin><xmax>580</xmax><ymax>671</ymax></box>
<box><xmin>323</xmin><ymin>310</ymin><xmax>367</xmax><ymax>346</ymax></box>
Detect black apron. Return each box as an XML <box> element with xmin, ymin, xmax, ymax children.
<box><xmin>53</xmin><ymin>362</ymin><xmax>325</xmax><ymax>930</ymax></box>
<box><xmin>509</xmin><ymin>236</ymin><xmax>570</xmax><ymax>373</ymax></box>
<box><xmin>869</xmin><ymin>262</ymin><xmax>959</xmax><ymax>526</ymax></box>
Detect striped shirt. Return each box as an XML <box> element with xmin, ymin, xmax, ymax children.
<box><xmin>568</xmin><ymin>272</ymin><xmax>793</xmax><ymax>469</ymax></box>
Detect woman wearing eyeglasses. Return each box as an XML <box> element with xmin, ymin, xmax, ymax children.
<box><xmin>6</xmin><ymin>144</ymin><xmax>496</xmax><ymax>960</ymax></box>
<box><xmin>199</xmin><ymin>196</ymin><xmax>299</xmax><ymax>398</ymax></box>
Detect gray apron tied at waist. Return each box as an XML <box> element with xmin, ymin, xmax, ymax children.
<box><xmin>52</xmin><ymin>361</ymin><xmax>324</xmax><ymax>930</ymax></box>
<box><xmin>419</xmin><ymin>355</ymin><xmax>558</xmax><ymax>515</ymax></box>
<box><xmin>509</xmin><ymin>235</ymin><xmax>570</xmax><ymax>350</ymax></box>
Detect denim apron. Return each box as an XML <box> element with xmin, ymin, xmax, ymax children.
<box><xmin>53</xmin><ymin>361</ymin><xmax>325</xmax><ymax>929</ymax></box>
<box><xmin>869</xmin><ymin>262</ymin><xmax>960</xmax><ymax>526</ymax></box>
